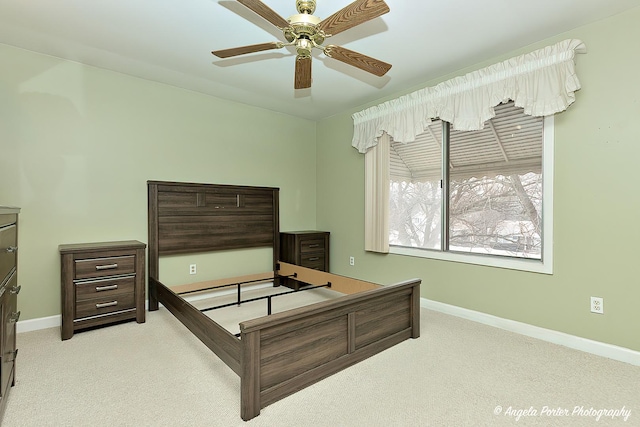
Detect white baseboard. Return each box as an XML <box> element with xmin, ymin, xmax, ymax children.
<box><xmin>421</xmin><ymin>298</ymin><xmax>640</xmax><ymax>366</ymax></box>
<box><xmin>16</xmin><ymin>294</ymin><xmax>639</xmax><ymax>366</ymax></box>
<box><xmin>17</xmin><ymin>315</ymin><xmax>61</xmax><ymax>334</ymax></box>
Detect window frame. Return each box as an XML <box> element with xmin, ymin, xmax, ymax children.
<box><xmin>389</xmin><ymin>115</ymin><xmax>554</xmax><ymax>275</ymax></box>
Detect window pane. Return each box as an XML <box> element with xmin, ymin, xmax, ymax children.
<box><xmin>448</xmin><ymin>103</ymin><xmax>543</xmax><ymax>259</ymax></box>
<box><xmin>390</xmin><ymin>180</ymin><xmax>441</xmax><ymax>249</ymax></box>
<box><xmin>389</xmin><ymin>122</ymin><xmax>442</xmax><ymax>249</ymax></box>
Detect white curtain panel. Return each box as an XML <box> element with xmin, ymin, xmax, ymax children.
<box><xmin>352</xmin><ymin>39</ymin><xmax>586</xmax><ymax>153</ymax></box>
<box><xmin>364</xmin><ymin>135</ymin><xmax>390</xmax><ymax>253</ymax></box>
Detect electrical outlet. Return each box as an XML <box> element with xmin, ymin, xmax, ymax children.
<box><xmin>189</xmin><ymin>264</ymin><xmax>197</xmax><ymax>275</ymax></box>
<box><xmin>349</xmin><ymin>256</ymin><xmax>355</xmax><ymax>266</ymax></box>
<box><xmin>590</xmin><ymin>296</ymin><xmax>603</xmax><ymax>314</ymax></box>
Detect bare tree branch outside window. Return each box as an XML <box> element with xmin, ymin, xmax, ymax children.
<box><xmin>388</xmin><ymin>102</ymin><xmax>543</xmax><ymax>260</ymax></box>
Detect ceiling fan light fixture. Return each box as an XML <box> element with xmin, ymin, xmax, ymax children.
<box><xmin>296</xmin><ymin>38</ymin><xmax>313</xmax><ymax>57</ymax></box>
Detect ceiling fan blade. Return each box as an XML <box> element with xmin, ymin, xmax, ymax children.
<box><xmin>294</xmin><ymin>56</ymin><xmax>312</xmax><ymax>89</ymax></box>
<box><xmin>317</xmin><ymin>0</ymin><xmax>389</xmax><ymax>37</ymax></box>
<box><xmin>324</xmin><ymin>45</ymin><xmax>391</xmax><ymax>76</ymax></box>
<box><xmin>212</xmin><ymin>42</ymin><xmax>282</xmax><ymax>58</ymax></box>
<box><xmin>237</xmin><ymin>0</ymin><xmax>290</xmax><ymax>29</ymax></box>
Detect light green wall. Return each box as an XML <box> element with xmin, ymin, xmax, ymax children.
<box><xmin>0</xmin><ymin>44</ymin><xmax>317</xmax><ymax>320</ymax></box>
<box><xmin>317</xmin><ymin>7</ymin><xmax>640</xmax><ymax>351</ymax></box>
<box><xmin>2</xmin><ymin>8</ymin><xmax>640</xmax><ymax>352</ymax></box>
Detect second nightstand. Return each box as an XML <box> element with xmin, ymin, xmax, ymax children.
<box><xmin>279</xmin><ymin>231</ymin><xmax>329</xmax><ymax>289</ymax></box>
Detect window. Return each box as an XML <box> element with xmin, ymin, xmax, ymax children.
<box><xmin>356</xmin><ymin>41</ymin><xmax>584</xmax><ymax>274</ymax></box>
<box><xmin>388</xmin><ymin>102</ymin><xmax>553</xmax><ymax>273</ymax></box>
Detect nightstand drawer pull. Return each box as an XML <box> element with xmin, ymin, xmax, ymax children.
<box><xmin>95</xmin><ymin>284</ymin><xmax>118</xmax><ymax>292</ymax></box>
<box><xmin>5</xmin><ymin>246</ymin><xmax>17</xmax><ymax>253</ymax></box>
<box><xmin>307</xmin><ymin>244</ymin><xmax>319</xmax><ymax>248</ymax></box>
<box><xmin>95</xmin><ymin>263</ymin><xmax>118</xmax><ymax>271</ymax></box>
<box><xmin>308</xmin><ymin>257</ymin><xmax>320</xmax><ymax>261</ymax></box>
<box><xmin>96</xmin><ymin>301</ymin><xmax>118</xmax><ymax>309</ymax></box>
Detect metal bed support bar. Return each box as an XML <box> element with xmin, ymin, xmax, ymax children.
<box><xmin>176</xmin><ymin>273</ymin><xmax>298</xmax><ymax>297</ymax></box>
<box><xmin>201</xmin><ymin>282</ymin><xmax>332</xmax><ymax>315</ymax></box>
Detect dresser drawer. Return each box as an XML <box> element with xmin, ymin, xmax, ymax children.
<box><xmin>0</xmin><ymin>223</ymin><xmax>17</xmax><ymax>283</ymax></box>
<box><xmin>0</xmin><ymin>213</ymin><xmax>17</xmax><ymax>229</ymax></box>
<box><xmin>1</xmin><ymin>270</ymin><xmax>18</xmax><ymax>402</ymax></box>
<box><xmin>75</xmin><ymin>276</ymin><xmax>135</xmax><ymax>303</ymax></box>
<box><xmin>300</xmin><ymin>238</ymin><xmax>325</xmax><ymax>253</ymax></box>
<box><xmin>75</xmin><ymin>292</ymin><xmax>136</xmax><ymax>319</ymax></box>
<box><xmin>74</xmin><ymin>255</ymin><xmax>136</xmax><ymax>280</ymax></box>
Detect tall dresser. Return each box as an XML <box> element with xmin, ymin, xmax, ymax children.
<box><xmin>0</xmin><ymin>206</ymin><xmax>20</xmax><ymax>421</ymax></box>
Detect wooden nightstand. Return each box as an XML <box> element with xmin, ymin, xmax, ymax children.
<box><xmin>279</xmin><ymin>231</ymin><xmax>329</xmax><ymax>289</ymax></box>
<box><xmin>59</xmin><ymin>240</ymin><xmax>146</xmax><ymax>340</ymax></box>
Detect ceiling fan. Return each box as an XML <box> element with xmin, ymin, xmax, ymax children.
<box><xmin>212</xmin><ymin>0</ymin><xmax>392</xmax><ymax>89</ymax></box>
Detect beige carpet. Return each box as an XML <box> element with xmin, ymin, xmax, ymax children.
<box><xmin>3</xmin><ymin>290</ymin><xmax>640</xmax><ymax>426</ymax></box>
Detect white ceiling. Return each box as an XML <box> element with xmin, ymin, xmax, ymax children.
<box><xmin>1</xmin><ymin>0</ymin><xmax>638</xmax><ymax>121</ymax></box>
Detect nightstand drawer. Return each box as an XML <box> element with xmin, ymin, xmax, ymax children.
<box><xmin>75</xmin><ymin>276</ymin><xmax>135</xmax><ymax>302</ymax></box>
<box><xmin>74</xmin><ymin>255</ymin><xmax>136</xmax><ymax>280</ymax></box>
<box><xmin>300</xmin><ymin>238</ymin><xmax>325</xmax><ymax>253</ymax></box>
<box><xmin>300</xmin><ymin>254</ymin><xmax>325</xmax><ymax>270</ymax></box>
<box><xmin>75</xmin><ymin>293</ymin><xmax>136</xmax><ymax>319</ymax></box>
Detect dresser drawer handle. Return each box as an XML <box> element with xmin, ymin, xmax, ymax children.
<box><xmin>11</xmin><ymin>285</ymin><xmax>21</xmax><ymax>295</ymax></box>
<box><xmin>95</xmin><ymin>284</ymin><xmax>118</xmax><ymax>292</ymax></box>
<box><xmin>307</xmin><ymin>244</ymin><xmax>320</xmax><ymax>248</ymax></box>
<box><xmin>10</xmin><ymin>311</ymin><xmax>21</xmax><ymax>323</ymax></box>
<box><xmin>95</xmin><ymin>263</ymin><xmax>118</xmax><ymax>271</ymax></box>
<box><xmin>308</xmin><ymin>257</ymin><xmax>320</xmax><ymax>261</ymax></box>
<box><xmin>5</xmin><ymin>246</ymin><xmax>18</xmax><ymax>253</ymax></box>
<box><xmin>96</xmin><ymin>301</ymin><xmax>118</xmax><ymax>309</ymax></box>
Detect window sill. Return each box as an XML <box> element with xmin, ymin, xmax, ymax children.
<box><xmin>389</xmin><ymin>245</ymin><xmax>553</xmax><ymax>275</ymax></box>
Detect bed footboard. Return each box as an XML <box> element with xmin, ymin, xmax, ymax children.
<box><xmin>239</xmin><ymin>278</ymin><xmax>421</xmax><ymax>420</ymax></box>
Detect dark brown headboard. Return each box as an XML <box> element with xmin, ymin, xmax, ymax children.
<box><xmin>147</xmin><ymin>181</ymin><xmax>280</xmax><ymax>310</ymax></box>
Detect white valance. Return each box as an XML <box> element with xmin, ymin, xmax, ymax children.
<box><xmin>352</xmin><ymin>39</ymin><xmax>586</xmax><ymax>153</ymax></box>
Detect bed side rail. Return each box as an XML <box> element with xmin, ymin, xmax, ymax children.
<box><xmin>153</xmin><ymin>277</ymin><xmax>242</xmax><ymax>375</ymax></box>
<box><xmin>276</xmin><ymin>261</ymin><xmax>381</xmax><ymax>294</ymax></box>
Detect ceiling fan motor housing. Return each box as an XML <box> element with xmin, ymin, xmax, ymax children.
<box><xmin>285</xmin><ymin>12</ymin><xmax>324</xmax><ymax>46</ymax></box>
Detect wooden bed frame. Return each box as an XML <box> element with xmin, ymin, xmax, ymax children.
<box><xmin>147</xmin><ymin>181</ymin><xmax>421</xmax><ymax>421</ymax></box>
